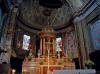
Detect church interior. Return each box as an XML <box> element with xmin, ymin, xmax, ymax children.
<box><xmin>0</xmin><ymin>0</ymin><xmax>100</xmax><ymax>74</ymax></box>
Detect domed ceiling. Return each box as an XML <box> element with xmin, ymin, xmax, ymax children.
<box><xmin>18</xmin><ymin>0</ymin><xmax>72</xmax><ymax>30</ymax></box>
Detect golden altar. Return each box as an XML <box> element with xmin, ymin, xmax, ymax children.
<box><xmin>22</xmin><ymin>57</ymin><xmax>75</xmax><ymax>74</ymax></box>
<box><xmin>22</xmin><ymin>26</ymin><xmax>75</xmax><ymax>74</ymax></box>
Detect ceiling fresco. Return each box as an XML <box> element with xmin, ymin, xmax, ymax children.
<box><xmin>19</xmin><ymin>0</ymin><xmax>72</xmax><ymax>29</ymax></box>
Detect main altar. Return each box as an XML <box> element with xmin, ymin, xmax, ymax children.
<box><xmin>22</xmin><ymin>26</ymin><xmax>75</xmax><ymax>74</ymax></box>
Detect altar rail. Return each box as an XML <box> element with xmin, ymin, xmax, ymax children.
<box><xmin>54</xmin><ymin>69</ymin><xmax>96</xmax><ymax>74</ymax></box>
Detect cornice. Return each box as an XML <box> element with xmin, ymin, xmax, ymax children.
<box><xmin>73</xmin><ymin>0</ymin><xmax>95</xmax><ymax>17</ymax></box>
<box><xmin>17</xmin><ymin>15</ymin><xmax>73</xmax><ymax>33</ymax></box>
<box><xmin>17</xmin><ymin>16</ymin><xmax>41</xmax><ymax>31</ymax></box>
<box><xmin>17</xmin><ymin>15</ymin><xmax>42</xmax><ymax>31</ymax></box>
<box><xmin>18</xmin><ymin>17</ymin><xmax>73</xmax><ymax>34</ymax></box>
<box><xmin>74</xmin><ymin>0</ymin><xmax>100</xmax><ymax>23</ymax></box>
<box><xmin>17</xmin><ymin>19</ymin><xmax>40</xmax><ymax>34</ymax></box>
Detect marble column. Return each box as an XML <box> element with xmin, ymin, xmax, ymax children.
<box><xmin>81</xmin><ymin>20</ymin><xmax>91</xmax><ymax>58</ymax></box>
<box><xmin>40</xmin><ymin>38</ymin><xmax>43</xmax><ymax>55</ymax></box>
<box><xmin>43</xmin><ymin>38</ymin><xmax>45</xmax><ymax>55</ymax></box>
<box><xmin>65</xmin><ymin>32</ymin><xmax>68</xmax><ymax>56</ymax></box>
<box><xmin>74</xmin><ymin>20</ymin><xmax>87</xmax><ymax>68</ymax></box>
<box><xmin>52</xmin><ymin>38</ymin><xmax>55</xmax><ymax>56</ymax></box>
<box><xmin>0</xmin><ymin>7</ymin><xmax>19</xmax><ymax>63</ymax></box>
<box><xmin>48</xmin><ymin>37</ymin><xmax>50</xmax><ymax>55</ymax></box>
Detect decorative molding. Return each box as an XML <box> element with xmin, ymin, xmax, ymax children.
<box><xmin>74</xmin><ymin>0</ymin><xmax>100</xmax><ymax>23</ymax></box>
<box><xmin>17</xmin><ymin>20</ymin><xmax>40</xmax><ymax>34</ymax></box>
<box><xmin>17</xmin><ymin>15</ymin><xmax>73</xmax><ymax>33</ymax></box>
<box><xmin>17</xmin><ymin>15</ymin><xmax>42</xmax><ymax>30</ymax></box>
<box><xmin>17</xmin><ymin>18</ymin><xmax>73</xmax><ymax>34</ymax></box>
<box><xmin>73</xmin><ymin>0</ymin><xmax>94</xmax><ymax>16</ymax></box>
<box><xmin>86</xmin><ymin>4</ymin><xmax>100</xmax><ymax>23</ymax></box>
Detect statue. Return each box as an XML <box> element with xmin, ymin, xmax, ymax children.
<box><xmin>38</xmin><ymin>49</ymin><xmax>41</xmax><ymax>58</ymax></box>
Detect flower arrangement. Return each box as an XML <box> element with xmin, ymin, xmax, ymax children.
<box><xmin>84</xmin><ymin>59</ymin><xmax>94</xmax><ymax>69</ymax></box>
<box><xmin>67</xmin><ymin>51</ymin><xmax>74</xmax><ymax>61</ymax></box>
<box><xmin>27</xmin><ymin>52</ymin><xmax>34</xmax><ymax>61</ymax></box>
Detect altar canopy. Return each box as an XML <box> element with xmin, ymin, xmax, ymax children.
<box><xmin>39</xmin><ymin>26</ymin><xmax>56</xmax><ymax>56</ymax></box>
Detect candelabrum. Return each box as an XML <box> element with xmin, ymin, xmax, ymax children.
<box><xmin>57</xmin><ymin>51</ymin><xmax>60</xmax><ymax>59</ymax></box>
<box><xmin>38</xmin><ymin>52</ymin><xmax>41</xmax><ymax>58</ymax></box>
<box><xmin>47</xmin><ymin>49</ymin><xmax>50</xmax><ymax>74</ymax></box>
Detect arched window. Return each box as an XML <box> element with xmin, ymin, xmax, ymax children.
<box><xmin>22</xmin><ymin>34</ymin><xmax>30</xmax><ymax>50</ymax></box>
<box><xmin>56</xmin><ymin>37</ymin><xmax>62</xmax><ymax>52</ymax></box>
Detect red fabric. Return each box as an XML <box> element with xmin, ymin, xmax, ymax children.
<box><xmin>49</xmin><ymin>66</ymin><xmax>62</xmax><ymax>71</ymax></box>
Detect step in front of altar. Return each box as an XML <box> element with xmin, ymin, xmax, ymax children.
<box><xmin>22</xmin><ymin>57</ymin><xmax>75</xmax><ymax>74</ymax></box>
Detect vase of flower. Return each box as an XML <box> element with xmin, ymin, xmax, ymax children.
<box><xmin>27</xmin><ymin>52</ymin><xmax>34</xmax><ymax>61</ymax></box>
<box><xmin>84</xmin><ymin>59</ymin><xmax>94</xmax><ymax>69</ymax></box>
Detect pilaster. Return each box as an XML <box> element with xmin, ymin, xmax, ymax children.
<box><xmin>74</xmin><ymin>21</ymin><xmax>87</xmax><ymax>68</ymax></box>
<box><xmin>81</xmin><ymin>20</ymin><xmax>91</xmax><ymax>58</ymax></box>
<box><xmin>0</xmin><ymin>7</ymin><xmax>18</xmax><ymax>64</ymax></box>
